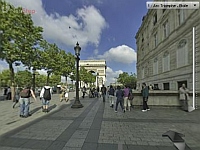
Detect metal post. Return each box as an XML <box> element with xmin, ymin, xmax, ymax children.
<box><xmin>71</xmin><ymin>56</ymin><xmax>83</xmax><ymax>108</ymax></box>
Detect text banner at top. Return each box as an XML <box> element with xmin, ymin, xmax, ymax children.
<box><xmin>146</xmin><ymin>1</ymin><xmax>199</xmax><ymax>9</ymax></box>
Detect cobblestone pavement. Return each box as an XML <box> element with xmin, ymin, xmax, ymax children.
<box><xmin>0</xmin><ymin>96</ymin><xmax>199</xmax><ymax>150</ymax></box>
<box><xmin>0</xmin><ymin>92</ymin><xmax>77</xmax><ymax>136</ymax></box>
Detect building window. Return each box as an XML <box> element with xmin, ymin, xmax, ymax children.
<box><xmin>162</xmin><ymin>51</ymin><xmax>170</xmax><ymax>72</ymax></box>
<box><xmin>163</xmin><ymin>83</ymin><xmax>170</xmax><ymax>90</ymax></box>
<box><xmin>153</xmin><ymin>13</ymin><xmax>157</xmax><ymax>25</ymax></box>
<box><xmin>142</xmin><ymin>67</ymin><xmax>144</xmax><ymax>79</ymax></box>
<box><xmin>163</xmin><ymin>20</ymin><xmax>170</xmax><ymax>38</ymax></box>
<box><xmin>153</xmin><ymin>58</ymin><xmax>158</xmax><ymax>75</ymax></box>
<box><xmin>177</xmin><ymin>39</ymin><xmax>188</xmax><ymax>68</ymax></box>
<box><xmin>154</xmin><ymin>84</ymin><xmax>159</xmax><ymax>90</ymax></box>
<box><xmin>154</xmin><ymin>33</ymin><xmax>158</xmax><ymax>47</ymax></box>
<box><xmin>178</xmin><ymin>9</ymin><xmax>185</xmax><ymax>25</ymax></box>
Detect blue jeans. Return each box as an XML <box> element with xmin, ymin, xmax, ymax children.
<box><xmin>102</xmin><ymin>94</ymin><xmax>106</xmax><ymax>102</ymax></box>
<box><xmin>19</xmin><ymin>97</ymin><xmax>30</xmax><ymax>116</ymax></box>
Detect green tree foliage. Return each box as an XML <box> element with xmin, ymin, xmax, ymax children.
<box><xmin>55</xmin><ymin>50</ymin><xmax>75</xmax><ymax>84</ymax></box>
<box><xmin>79</xmin><ymin>67</ymin><xmax>96</xmax><ymax>86</ymax></box>
<box><xmin>15</xmin><ymin>70</ymin><xmax>32</xmax><ymax>87</ymax></box>
<box><xmin>0</xmin><ymin>1</ymin><xmax>43</xmax><ymax>85</ymax></box>
<box><xmin>117</xmin><ymin>72</ymin><xmax>137</xmax><ymax>89</ymax></box>
<box><xmin>0</xmin><ymin>69</ymin><xmax>11</xmax><ymax>86</ymax></box>
<box><xmin>40</xmin><ymin>40</ymin><xmax>61</xmax><ymax>84</ymax></box>
<box><xmin>49</xmin><ymin>74</ymin><xmax>60</xmax><ymax>86</ymax></box>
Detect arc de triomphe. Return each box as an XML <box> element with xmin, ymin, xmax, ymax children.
<box><xmin>79</xmin><ymin>60</ymin><xmax>107</xmax><ymax>88</ymax></box>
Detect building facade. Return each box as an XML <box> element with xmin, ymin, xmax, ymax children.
<box><xmin>135</xmin><ymin>0</ymin><xmax>200</xmax><ymax>94</ymax></box>
<box><xmin>79</xmin><ymin>60</ymin><xmax>107</xmax><ymax>88</ymax></box>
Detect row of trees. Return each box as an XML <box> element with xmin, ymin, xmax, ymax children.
<box><xmin>0</xmin><ymin>69</ymin><xmax>60</xmax><ymax>88</ymax></box>
<box><xmin>0</xmin><ymin>1</ymin><xmax>98</xmax><ymax>99</ymax></box>
<box><xmin>116</xmin><ymin>72</ymin><xmax>137</xmax><ymax>89</ymax></box>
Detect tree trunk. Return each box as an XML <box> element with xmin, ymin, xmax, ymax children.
<box><xmin>9</xmin><ymin>62</ymin><xmax>15</xmax><ymax>102</ymax></box>
<box><xmin>46</xmin><ymin>73</ymin><xmax>50</xmax><ymax>85</ymax></box>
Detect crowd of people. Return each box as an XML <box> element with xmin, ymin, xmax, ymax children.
<box><xmin>0</xmin><ymin>82</ymin><xmax>191</xmax><ymax>118</ymax></box>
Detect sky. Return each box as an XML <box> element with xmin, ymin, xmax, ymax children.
<box><xmin>0</xmin><ymin>0</ymin><xmax>150</xmax><ymax>84</ymax></box>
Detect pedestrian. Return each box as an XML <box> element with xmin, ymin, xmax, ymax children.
<box><xmin>101</xmin><ymin>85</ymin><xmax>107</xmax><ymax>102</ymax></box>
<box><xmin>40</xmin><ymin>85</ymin><xmax>52</xmax><ymax>112</ymax></box>
<box><xmin>108</xmin><ymin>85</ymin><xmax>115</xmax><ymax>108</ymax></box>
<box><xmin>6</xmin><ymin>87</ymin><xmax>11</xmax><ymax>100</ymax></box>
<box><xmin>115</xmin><ymin>86</ymin><xmax>125</xmax><ymax>113</ymax></box>
<box><xmin>60</xmin><ymin>85</ymin><xmax>67</xmax><ymax>102</ymax></box>
<box><xmin>82</xmin><ymin>86</ymin><xmax>86</xmax><ymax>98</ymax></box>
<box><xmin>179</xmin><ymin>84</ymin><xmax>190</xmax><ymax>112</ymax></box>
<box><xmin>123</xmin><ymin>85</ymin><xmax>131</xmax><ymax>111</ymax></box>
<box><xmin>19</xmin><ymin>85</ymin><xmax>37</xmax><ymax>118</ymax></box>
<box><xmin>12</xmin><ymin>88</ymin><xmax>20</xmax><ymax>108</ymax></box>
<box><xmin>128</xmin><ymin>87</ymin><xmax>134</xmax><ymax>108</ymax></box>
<box><xmin>97</xmin><ymin>86</ymin><xmax>100</xmax><ymax>97</ymax></box>
<box><xmin>141</xmin><ymin>83</ymin><xmax>150</xmax><ymax>112</ymax></box>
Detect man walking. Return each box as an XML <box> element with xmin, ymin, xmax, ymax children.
<box><xmin>101</xmin><ymin>85</ymin><xmax>107</xmax><ymax>102</ymax></box>
<box><xmin>141</xmin><ymin>83</ymin><xmax>150</xmax><ymax>112</ymax></box>
<box><xmin>40</xmin><ymin>85</ymin><xmax>52</xmax><ymax>112</ymax></box>
<box><xmin>19</xmin><ymin>85</ymin><xmax>37</xmax><ymax>118</ymax></box>
<box><xmin>123</xmin><ymin>85</ymin><xmax>131</xmax><ymax>111</ymax></box>
<box><xmin>115</xmin><ymin>86</ymin><xmax>125</xmax><ymax>113</ymax></box>
<box><xmin>108</xmin><ymin>85</ymin><xmax>115</xmax><ymax>108</ymax></box>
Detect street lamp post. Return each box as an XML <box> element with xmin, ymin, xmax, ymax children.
<box><xmin>71</xmin><ymin>42</ymin><xmax>83</xmax><ymax>108</ymax></box>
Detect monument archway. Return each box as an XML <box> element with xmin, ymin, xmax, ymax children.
<box><xmin>79</xmin><ymin>60</ymin><xmax>106</xmax><ymax>88</ymax></box>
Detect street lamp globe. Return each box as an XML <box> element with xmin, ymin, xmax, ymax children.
<box><xmin>74</xmin><ymin>42</ymin><xmax>81</xmax><ymax>56</ymax></box>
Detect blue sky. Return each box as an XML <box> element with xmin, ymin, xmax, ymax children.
<box><xmin>1</xmin><ymin>0</ymin><xmax>150</xmax><ymax>84</ymax></box>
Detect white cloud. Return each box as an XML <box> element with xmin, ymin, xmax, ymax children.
<box><xmin>105</xmin><ymin>66</ymin><xmax>123</xmax><ymax>85</ymax></box>
<box><xmin>5</xmin><ymin>0</ymin><xmax>108</xmax><ymax>48</ymax></box>
<box><xmin>97</xmin><ymin>45</ymin><xmax>137</xmax><ymax>64</ymax></box>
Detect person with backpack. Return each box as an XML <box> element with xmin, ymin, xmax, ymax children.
<box><xmin>40</xmin><ymin>85</ymin><xmax>52</xmax><ymax>112</ymax></box>
<box><xmin>19</xmin><ymin>85</ymin><xmax>37</xmax><ymax>118</ymax></box>
<box><xmin>108</xmin><ymin>85</ymin><xmax>115</xmax><ymax>108</ymax></box>
<box><xmin>115</xmin><ymin>86</ymin><xmax>125</xmax><ymax>113</ymax></box>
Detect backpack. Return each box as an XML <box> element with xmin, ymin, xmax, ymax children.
<box><xmin>43</xmin><ymin>87</ymin><xmax>51</xmax><ymax>100</ymax></box>
<box><xmin>19</xmin><ymin>89</ymin><xmax>30</xmax><ymax>98</ymax></box>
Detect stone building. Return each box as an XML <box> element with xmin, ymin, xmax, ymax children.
<box><xmin>135</xmin><ymin>1</ymin><xmax>200</xmax><ymax>94</ymax></box>
<box><xmin>79</xmin><ymin>60</ymin><xmax>107</xmax><ymax>88</ymax></box>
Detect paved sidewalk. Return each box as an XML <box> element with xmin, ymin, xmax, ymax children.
<box><xmin>0</xmin><ymin>96</ymin><xmax>199</xmax><ymax>150</ymax></box>
<box><xmin>0</xmin><ymin>93</ymin><xmax>76</xmax><ymax>136</ymax></box>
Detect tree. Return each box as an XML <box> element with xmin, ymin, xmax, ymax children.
<box><xmin>0</xmin><ymin>1</ymin><xmax>43</xmax><ymax>99</ymax></box>
<box><xmin>79</xmin><ymin>67</ymin><xmax>96</xmax><ymax>86</ymax></box>
<box><xmin>0</xmin><ymin>69</ymin><xmax>11</xmax><ymax>87</ymax></box>
<box><xmin>15</xmin><ymin>70</ymin><xmax>32</xmax><ymax>87</ymax></box>
<box><xmin>55</xmin><ymin>50</ymin><xmax>75</xmax><ymax>85</ymax></box>
<box><xmin>40</xmin><ymin>40</ymin><xmax>61</xmax><ymax>85</ymax></box>
<box><xmin>49</xmin><ymin>74</ymin><xmax>61</xmax><ymax>86</ymax></box>
<box><xmin>117</xmin><ymin>72</ymin><xmax>137</xmax><ymax>89</ymax></box>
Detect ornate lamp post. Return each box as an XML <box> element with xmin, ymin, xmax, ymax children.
<box><xmin>71</xmin><ymin>42</ymin><xmax>83</xmax><ymax>108</ymax></box>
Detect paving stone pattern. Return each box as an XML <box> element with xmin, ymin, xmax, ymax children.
<box><xmin>0</xmin><ymin>96</ymin><xmax>199</xmax><ymax>150</ymax></box>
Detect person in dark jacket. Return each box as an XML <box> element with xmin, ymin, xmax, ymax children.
<box><xmin>101</xmin><ymin>85</ymin><xmax>107</xmax><ymax>102</ymax></box>
<box><xmin>115</xmin><ymin>86</ymin><xmax>125</xmax><ymax>113</ymax></box>
<box><xmin>108</xmin><ymin>85</ymin><xmax>115</xmax><ymax>108</ymax></box>
<box><xmin>141</xmin><ymin>83</ymin><xmax>150</xmax><ymax>112</ymax></box>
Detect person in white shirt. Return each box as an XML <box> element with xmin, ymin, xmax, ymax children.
<box><xmin>40</xmin><ymin>85</ymin><xmax>52</xmax><ymax>112</ymax></box>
